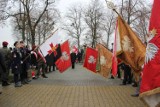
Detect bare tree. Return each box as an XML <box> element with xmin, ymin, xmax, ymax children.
<box><xmin>101</xmin><ymin>11</ymin><xmax>115</xmax><ymax>48</ymax></box>
<box><xmin>119</xmin><ymin>0</ymin><xmax>151</xmax><ymax>43</ymax></box>
<box><xmin>0</xmin><ymin>0</ymin><xmax>10</xmax><ymax>24</ymax></box>
<box><xmin>62</xmin><ymin>4</ymin><xmax>85</xmax><ymax>49</ymax></box>
<box><xmin>18</xmin><ymin>0</ymin><xmax>55</xmax><ymax>46</ymax></box>
<box><xmin>36</xmin><ymin>9</ymin><xmax>60</xmax><ymax>45</ymax></box>
<box><xmin>84</xmin><ymin>0</ymin><xmax>105</xmax><ymax>48</ymax></box>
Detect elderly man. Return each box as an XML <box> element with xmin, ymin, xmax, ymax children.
<box><xmin>0</xmin><ymin>41</ymin><xmax>11</xmax><ymax>86</ymax></box>
<box><xmin>0</xmin><ymin>52</ymin><xmax>7</xmax><ymax>94</ymax></box>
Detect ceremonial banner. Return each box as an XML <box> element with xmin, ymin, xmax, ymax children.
<box><xmin>112</xmin><ymin>21</ymin><xmax>118</xmax><ymax>77</ymax></box>
<box><xmin>116</xmin><ymin>16</ymin><xmax>146</xmax><ymax>72</ymax></box>
<box><xmin>140</xmin><ymin>0</ymin><xmax>160</xmax><ymax>106</ymax></box>
<box><xmin>83</xmin><ymin>47</ymin><xmax>98</xmax><ymax>73</ymax></box>
<box><xmin>55</xmin><ymin>40</ymin><xmax>71</xmax><ymax>73</ymax></box>
<box><xmin>96</xmin><ymin>44</ymin><xmax>112</xmax><ymax>78</ymax></box>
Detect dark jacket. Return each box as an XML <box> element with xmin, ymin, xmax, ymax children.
<box><xmin>11</xmin><ymin>48</ymin><xmax>22</xmax><ymax>74</ymax></box>
<box><xmin>0</xmin><ymin>52</ymin><xmax>6</xmax><ymax>73</ymax></box>
<box><xmin>30</xmin><ymin>51</ymin><xmax>38</xmax><ymax>66</ymax></box>
<box><xmin>70</xmin><ymin>52</ymin><xmax>76</xmax><ymax>63</ymax></box>
<box><xmin>0</xmin><ymin>47</ymin><xmax>12</xmax><ymax>68</ymax></box>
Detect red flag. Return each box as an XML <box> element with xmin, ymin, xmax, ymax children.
<box><xmin>83</xmin><ymin>47</ymin><xmax>98</xmax><ymax>73</ymax></box>
<box><xmin>38</xmin><ymin>50</ymin><xmax>46</xmax><ymax>63</ymax></box>
<box><xmin>112</xmin><ymin>20</ymin><xmax>118</xmax><ymax>77</ymax></box>
<box><xmin>140</xmin><ymin>0</ymin><xmax>160</xmax><ymax>105</ymax></box>
<box><xmin>55</xmin><ymin>40</ymin><xmax>71</xmax><ymax>73</ymax></box>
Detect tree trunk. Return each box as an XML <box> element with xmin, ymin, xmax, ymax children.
<box><xmin>77</xmin><ymin>37</ymin><xmax>80</xmax><ymax>49</ymax></box>
<box><xmin>31</xmin><ymin>30</ymin><xmax>35</xmax><ymax>46</ymax></box>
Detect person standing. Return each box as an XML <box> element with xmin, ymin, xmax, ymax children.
<box><xmin>19</xmin><ymin>41</ymin><xmax>30</xmax><ymax>84</ymax></box>
<box><xmin>0</xmin><ymin>41</ymin><xmax>11</xmax><ymax>86</ymax></box>
<box><xmin>70</xmin><ymin>51</ymin><xmax>76</xmax><ymax>69</ymax></box>
<box><xmin>0</xmin><ymin>52</ymin><xmax>7</xmax><ymax>94</ymax></box>
<box><xmin>11</xmin><ymin>41</ymin><xmax>22</xmax><ymax>87</ymax></box>
<box><xmin>120</xmin><ymin>63</ymin><xmax>132</xmax><ymax>85</ymax></box>
<box><xmin>37</xmin><ymin>51</ymin><xmax>48</xmax><ymax>78</ymax></box>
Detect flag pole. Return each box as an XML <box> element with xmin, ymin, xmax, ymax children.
<box><xmin>23</xmin><ymin>28</ymin><xmax>59</xmax><ymax>62</ymax></box>
<box><xmin>104</xmin><ymin>0</ymin><xmax>120</xmax><ymax>16</ymax></box>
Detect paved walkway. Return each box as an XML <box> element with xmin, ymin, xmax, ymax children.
<box><xmin>0</xmin><ymin>64</ymin><xmax>146</xmax><ymax>107</ymax></box>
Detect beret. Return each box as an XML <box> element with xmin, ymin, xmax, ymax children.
<box><xmin>2</xmin><ymin>41</ymin><xmax>8</xmax><ymax>46</ymax></box>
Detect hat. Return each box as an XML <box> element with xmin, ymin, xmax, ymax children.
<box><xmin>14</xmin><ymin>41</ymin><xmax>18</xmax><ymax>46</ymax></box>
<box><xmin>2</xmin><ymin>41</ymin><xmax>8</xmax><ymax>46</ymax></box>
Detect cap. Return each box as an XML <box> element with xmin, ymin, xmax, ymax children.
<box><xmin>2</xmin><ymin>41</ymin><xmax>8</xmax><ymax>46</ymax></box>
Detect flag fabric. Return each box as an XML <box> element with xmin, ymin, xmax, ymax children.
<box><xmin>83</xmin><ymin>47</ymin><xmax>98</xmax><ymax>73</ymax></box>
<box><xmin>55</xmin><ymin>40</ymin><xmax>71</xmax><ymax>73</ymax></box>
<box><xmin>39</xmin><ymin>32</ymin><xmax>61</xmax><ymax>57</ymax></box>
<box><xmin>38</xmin><ymin>50</ymin><xmax>46</xmax><ymax>63</ymax></box>
<box><xmin>116</xmin><ymin>16</ymin><xmax>146</xmax><ymax>73</ymax></box>
<box><xmin>112</xmin><ymin>20</ymin><xmax>118</xmax><ymax>77</ymax></box>
<box><xmin>53</xmin><ymin>44</ymin><xmax>62</xmax><ymax>62</ymax></box>
<box><xmin>140</xmin><ymin>0</ymin><xmax>160</xmax><ymax>106</ymax></box>
<box><xmin>45</xmin><ymin>44</ymin><xmax>62</xmax><ymax>66</ymax></box>
<box><xmin>96</xmin><ymin>44</ymin><xmax>112</xmax><ymax>78</ymax></box>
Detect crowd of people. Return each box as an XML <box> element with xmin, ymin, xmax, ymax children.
<box><xmin>0</xmin><ymin>41</ymin><xmax>140</xmax><ymax>97</ymax></box>
<box><xmin>0</xmin><ymin>41</ymin><xmax>85</xmax><ymax>94</ymax></box>
<box><xmin>0</xmin><ymin>41</ymin><xmax>50</xmax><ymax>93</ymax></box>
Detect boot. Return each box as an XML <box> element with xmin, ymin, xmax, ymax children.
<box><xmin>42</xmin><ymin>74</ymin><xmax>48</xmax><ymax>78</ymax></box>
<box><xmin>2</xmin><ymin>81</ymin><xmax>10</xmax><ymax>86</ymax></box>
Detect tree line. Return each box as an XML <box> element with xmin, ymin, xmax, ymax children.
<box><xmin>0</xmin><ymin>0</ymin><xmax>151</xmax><ymax>49</ymax></box>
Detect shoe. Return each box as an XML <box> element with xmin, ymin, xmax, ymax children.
<box><xmin>21</xmin><ymin>81</ymin><xmax>26</xmax><ymax>85</ymax></box>
<box><xmin>27</xmin><ymin>79</ymin><xmax>31</xmax><ymax>82</ymax></box>
<box><xmin>42</xmin><ymin>74</ymin><xmax>48</xmax><ymax>78</ymax></box>
<box><xmin>24</xmin><ymin>80</ymin><xmax>29</xmax><ymax>84</ymax></box>
<box><xmin>120</xmin><ymin>83</ymin><xmax>126</xmax><ymax>85</ymax></box>
<box><xmin>2</xmin><ymin>82</ymin><xmax>10</xmax><ymax>86</ymax></box>
<box><xmin>131</xmin><ymin>94</ymin><xmax>139</xmax><ymax>97</ymax></box>
<box><xmin>43</xmin><ymin>75</ymin><xmax>48</xmax><ymax>78</ymax></box>
<box><xmin>0</xmin><ymin>92</ymin><xmax>2</xmax><ymax>94</ymax></box>
<box><xmin>132</xmin><ymin>83</ymin><xmax>138</xmax><ymax>87</ymax></box>
<box><xmin>127</xmin><ymin>82</ymin><xmax>132</xmax><ymax>84</ymax></box>
<box><xmin>15</xmin><ymin>84</ymin><xmax>22</xmax><ymax>87</ymax></box>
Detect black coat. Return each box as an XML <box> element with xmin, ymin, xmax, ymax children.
<box><xmin>30</xmin><ymin>51</ymin><xmax>38</xmax><ymax>66</ymax></box>
<box><xmin>11</xmin><ymin>48</ymin><xmax>22</xmax><ymax>74</ymax></box>
<box><xmin>0</xmin><ymin>52</ymin><xmax>6</xmax><ymax>73</ymax></box>
<box><xmin>70</xmin><ymin>52</ymin><xmax>76</xmax><ymax>63</ymax></box>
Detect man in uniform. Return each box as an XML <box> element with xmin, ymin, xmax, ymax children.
<box><xmin>11</xmin><ymin>41</ymin><xmax>22</xmax><ymax>87</ymax></box>
<box><xmin>0</xmin><ymin>41</ymin><xmax>11</xmax><ymax>86</ymax></box>
<box><xmin>19</xmin><ymin>41</ymin><xmax>30</xmax><ymax>84</ymax></box>
<box><xmin>0</xmin><ymin>52</ymin><xmax>7</xmax><ymax>93</ymax></box>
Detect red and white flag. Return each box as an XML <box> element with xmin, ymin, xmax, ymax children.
<box><xmin>112</xmin><ymin>20</ymin><xmax>118</xmax><ymax>77</ymax></box>
<box><xmin>39</xmin><ymin>32</ymin><xmax>61</xmax><ymax>57</ymax></box>
<box><xmin>55</xmin><ymin>40</ymin><xmax>71</xmax><ymax>73</ymax></box>
<box><xmin>140</xmin><ymin>0</ymin><xmax>160</xmax><ymax>106</ymax></box>
<box><xmin>83</xmin><ymin>47</ymin><xmax>98</xmax><ymax>73</ymax></box>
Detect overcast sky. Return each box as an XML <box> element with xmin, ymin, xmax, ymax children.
<box><xmin>0</xmin><ymin>0</ymin><xmax>153</xmax><ymax>47</ymax></box>
<box><xmin>0</xmin><ymin>0</ymin><xmax>92</xmax><ymax>47</ymax></box>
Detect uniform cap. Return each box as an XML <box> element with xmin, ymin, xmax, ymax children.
<box><xmin>2</xmin><ymin>41</ymin><xmax>8</xmax><ymax>46</ymax></box>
